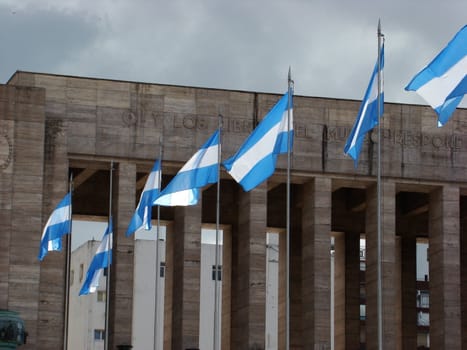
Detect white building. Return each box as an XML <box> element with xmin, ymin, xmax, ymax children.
<box><xmin>68</xmin><ymin>223</ymin><xmax>281</xmax><ymax>350</ymax></box>
<box><xmin>68</xmin><ymin>240</ymin><xmax>107</xmax><ymax>350</ymax></box>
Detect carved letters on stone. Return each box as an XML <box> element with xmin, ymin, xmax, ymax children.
<box><xmin>119</xmin><ymin>106</ymin><xmax>464</xmax><ymax>152</ymax></box>
<box><xmin>0</xmin><ymin>121</ymin><xmax>13</xmax><ymax>172</ymax></box>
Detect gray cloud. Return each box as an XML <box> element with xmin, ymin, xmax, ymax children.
<box><xmin>0</xmin><ymin>4</ymin><xmax>101</xmax><ymax>81</ymax></box>
<box><xmin>0</xmin><ymin>0</ymin><xmax>465</xmax><ymax>108</ymax></box>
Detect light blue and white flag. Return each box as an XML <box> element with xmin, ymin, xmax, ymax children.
<box><xmin>153</xmin><ymin>130</ymin><xmax>219</xmax><ymax>206</ymax></box>
<box><xmin>344</xmin><ymin>44</ymin><xmax>384</xmax><ymax>167</ymax></box>
<box><xmin>38</xmin><ymin>192</ymin><xmax>72</xmax><ymax>261</ymax></box>
<box><xmin>405</xmin><ymin>25</ymin><xmax>467</xmax><ymax>127</ymax></box>
<box><xmin>125</xmin><ymin>160</ymin><xmax>161</xmax><ymax>236</ymax></box>
<box><xmin>222</xmin><ymin>91</ymin><xmax>293</xmax><ymax>191</ymax></box>
<box><xmin>79</xmin><ymin>219</ymin><xmax>113</xmax><ymax>296</ymax></box>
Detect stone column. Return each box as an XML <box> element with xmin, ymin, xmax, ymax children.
<box><xmin>429</xmin><ymin>185</ymin><xmax>461</xmax><ymax>349</ymax></box>
<box><xmin>108</xmin><ymin>162</ymin><xmax>136</xmax><ymax>349</ymax></box>
<box><xmin>164</xmin><ymin>223</ymin><xmax>174</xmax><ymax>350</ymax></box>
<box><xmin>302</xmin><ymin>177</ymin><xmax>331</xmax><ymax>349</ymax></box>
<box><xmin>401</xmin><ymin>232</ymin><xmax>417</xmax><ymax>349</ymax></box>
<box><xmin>231</xmin><ymin>184</ymin><xmax>267</xmax><ymax>349</ymax></box>
<box><xmin>3</xmin><ymin>86</ymin><xmax>48</xmax><ymax>349</ymax></box>
<box><xmin>345</xmin><ymin>231</ymin><xmax>361</xmax><ymax>350</ymax></box>
<box><xmin>333</xmin><ymin>232</ymin><xmax>345</xmax><ymax>350</ymax></box>
<box><xmin>365</xmin><ymin>182</ymin><xmax>396</xmax><ymax>349</ymax></box>
<box><xmin>290</xmin><ymin>203</ymin><xmax>303</xmax><ymax>349</ymax></box>
<box><xmin>461</xmin><ymin>197</ymin><xmax>467</xmax><ymax>350</ymax></box>
<box><xmin>171</xmin><ymin>204</ymin><xmax>202</xmax><ymax>349</ymax></box>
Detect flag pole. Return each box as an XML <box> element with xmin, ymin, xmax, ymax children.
<box><xmin>154</xmin><ymin>136</ymin><xmax>163</xmax><ymax>350</ymax></box>
<box><xmin>377</xmin><ymin>20</ymin><xmax>384</xmax><ymax>350</ymax></box>
<box><xmin>63</xmin><ymin>173</ymin><xmax>73</xmax><ymax>350</ymax></box>
<box><xmin>213</xmin><ymin>113</ymin><xmax>223</xmax><ymax>350</ymax></box>
<box><xmin>104</xmin><ymin>161</ymin><xmax>114</xmax><ymax>350</ymax></box>
<box><xmin>286</xmin><ymin>67</ymin><xmax>293</xmax><ymax>350</ymax></box>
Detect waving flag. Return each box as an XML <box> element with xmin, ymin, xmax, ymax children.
<box><xmin>405</xmin><ymin>25</ymin><xmax>467</xmax><ymax>127</ymax></box>
<box><xmin>344</xmin><ymin>44</ymin><xmax>384</xmax><ymax>167</ymax></box>
<box><xmin>154</xmin><ymin>130</ymin><xmax>219</xmax><ymax>206</ymax></box>
<box><xmin>79</xmin><ymin>219</ymin><xmax>113</xmax><ymax>296</ymax></box>
<box><xmin>223</xmin><ymin>91</ymin><xmax>293</xmax><ymax>191</ymax></box>
<box><xmin>126</xmin><ymin>160</ymin><xmax>161</xmax><ymax>236</ymax></box>
<box><xmin>38</xmin><ymin>192</ymin><xmax>72</xmax><ymax>261</ymax></box>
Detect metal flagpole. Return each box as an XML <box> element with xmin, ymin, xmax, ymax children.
<box><xmin>213</xmin><ymin>114</ymin><xmax>222</xmax><ymax>350</ymax></box>
<box><xmin>104</xmin><ymin>161</ymin><xmax>114</xmax><ymax>350</ymax></box>
<box><xmin>286</xmin><ymin>67</ymin><xmax>294</xmax><ymax>350</ymax></box>
<box><xmin>154</xmin><ymin>136</ymin><xmax>163</xmax><ymax>350</ymax></box>
<box><xmin>376</xmin><ymin>20</ymin><xmax>384</xmax><ymax>350</ymax></box>
<box><xmin>63</xmin><ymin>173</ymin><xmax>73</xmax><ymax>350</ymax></box>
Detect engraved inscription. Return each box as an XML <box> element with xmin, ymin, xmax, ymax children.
<box><xmin>0</xmin><ymin>132</ymin><xmax>12</xmax><ymax>170</ymax></box>
<box><xmin>326</xmin><ymin>125</ymin><xmax>463</xmax><ymax>150</ymax></box>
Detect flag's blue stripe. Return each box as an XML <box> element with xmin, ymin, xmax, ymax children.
<box><xmin>179</xmin><ymin>133</ymin><xmax>219</xmax><ymax>172</ymax></box>
<box><xmin>447</xmin><ymin>75</ymin><xmax>467</xmax><ymax>100</ymax></box>
<box><xmin>344</xmin><ymin>45</ymin><xmax>384</xmax><ymax>167</ymax></box>
<box><xmin>79</xmin><ymin>222</ymin><xmax>112</xmax><ymax>295</ymax></box>
<box><xmin>435</xmin><ymin>95</ymin><xmax>464</xmax><ymax>127</ymax></box>
<box><xmin>125</xmin><ymin>159</ymin><xmax>161</xmax><ymax>237</ymax></box>
<box><xmin>227</xmin><ymin>92</ymin><xmax>290</xmax><ymax>161</ymax></box>
<box><xmin>153</xmin><ymin>130</ymin><xmax>219</xmax><ymax>206</ymax></box>
<box><xmin>42</xmin><ymin>220</ymin><xmax>72</xmax><ymax>243</ymax></box>
<box><xmin>79</xmin><ymin>250</ymin><xmax>111</xmax><ymax>295</ymax></box>
<box><xmin>228</xmin><ymin>128</ymin><xmax>293</xmax><ymax>191</ymax></box>
<box><xmin>239</xmin><ymin>154</ymin><xmax>279</xmax><ymax>192</ymax></box>
<box><xmin>222</xmin><ymin>91</ymin><xmax>293</xmax><ymax>191</ymax></box>
<box><xmin>406</xmin><ymin>25</ymin><xmax>467</xmax><ymax>90</ymax></box>
<box><xmin>344</xmin><ymin>96</ymin><xmax>381</xmax><ymax>161</ymax></box>
<box><xmin>157</xmin><ymin>163</ymin><xmax>218</xmax><ymax>195</ymax></box>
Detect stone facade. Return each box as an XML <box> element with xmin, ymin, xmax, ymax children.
<box><xmin>1</xmin><ymin>71</ymin><xmax>467</xmax><ymax>349</ymax></box>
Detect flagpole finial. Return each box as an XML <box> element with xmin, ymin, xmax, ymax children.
<box><xmin>377</xmin><ymin>19</ymin><xmax>384</xmax><ymax>38</ymax></box>
<box><xmin>288</xmin><ymin>66</ymin><xmax>294</xmax><ymax>91</ymax></box>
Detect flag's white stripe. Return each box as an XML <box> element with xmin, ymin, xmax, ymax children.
<box><xmin>95</xmin><ymin>233</ymin><xmax>112</xmax><ymax>255</ymax></box>
<box><xmin>40</xmin><ymin>205</ymin><xmax>70</xmax><ymax>239</ymax></box>
<box><xmin>156</xmin><ymin>189</ymin><xmax>196</xmax><ymax>206</ymax></box>
<box><xmin>228</xmin><ymin>119</ymin><xmax>283</xmax><ymax>182</ymax></box>
<box><xmin>47</xmin><ymin>239</ymin><xmax>60</xmax><ymax>251</ymax></box>
<box><xmin>179</xmin><ymin>144</ymin><xmax>218</xmax><ymax>172</ymax></box>
<box><xmin>143</xmin><ymin>170</ymin><xmax>161</xmax><ymax>192</ymax></box>
<box><xmin>228</xmin><ymin>108</ymin><xmax>291</xmax><ymax>182</ymax></box>
<box><xmin>417</xmin><ymin>55</ymin><xmax>467</xmax><ymax>108</ymax></box>
<box><xmin>88</xmin><ymin>269</ymin><xmax>103</xmax><ymax>294</ymax></box>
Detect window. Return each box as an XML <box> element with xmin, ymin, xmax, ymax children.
<box><xmin>94</xmin><ymin>329</ymin><xmax>105</xmax><ymax>341</ymax></box>
<box><xmin>212</xmin><ymin>265</ymin><xmax>222</xmax><ymax>281</ymax></box>
<box><xmin>417</xmin><ymin>290</ymin><xmax>429</xmax><ymax>308</ymax></box>
<box><xmin>97</xmin><ymin>291</ymin><xmax>106</xmax><ymax>302</ymax></box>
<box><xmin>417</xmin><ymin>311</ymin><xmax>430</xmax><ymax>326</ymax></box>
<box><xmin>360</xmin><ymin>304</ymin><xmax>366</xmax><ymax>320</ymax></box>
<box><xmin>160</xmin><ymin>262</ymin><xmax>166</xmax><ymax>278</ymax></box>
<box><xmin>79</xmin><ymin>264</ymin><xmax>84</xmax><ymax>282</ymax></box>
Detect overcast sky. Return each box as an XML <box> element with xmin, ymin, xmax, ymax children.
<box><xmin>0</xmin><ymin>0</ymin><xmax>465</xmax><ymax>107</ymax></box>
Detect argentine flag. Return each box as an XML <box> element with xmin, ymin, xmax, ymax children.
<box><xmin>223</xmin><ymin>91</ymin><xmax>293</xmax><ymax>192</ymax></box>
<box><xmin>405</xmin><ymin>25</ymin><xmax>467</xmax><ymax>127</ymax></box>
<box><xmin>38</xmin><ymin>192</ymin><xmax>72</xmax><ymax>261</ymax></box>
<box><xmin>79</xmin><ymin>219</ymin><xmax>113</xmax><ymax>295</ymax></box>
<box><xmin>344</xmin><ymin>44</ymin><xmax>384</xmax><ymax>167</ymax></box>
<box><xmin>125</xmin><ymin>159</ymin><xmax>161</xmax><ymax>236</ymax></box>
<box><xmin>153</xmin><ymin>130</ymin><xmax>219</xmax><ymax>206</ymax></box>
